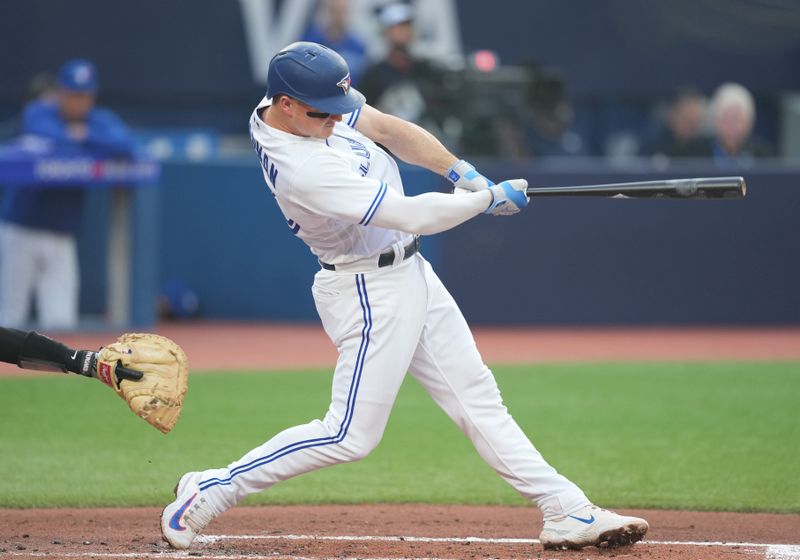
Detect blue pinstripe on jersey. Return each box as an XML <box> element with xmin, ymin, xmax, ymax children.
<box><xmin>359</xmin><ymin>182</ymin><xmax>387</xmax><ymax>226</ymax></box>
<box><xmin>198</xmin><ymin>274</ymin><xmax>373</xmax><ymax>492</ymax></box>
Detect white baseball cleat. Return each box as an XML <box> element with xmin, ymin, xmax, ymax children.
<box><xmin>160</xmin><ymin>472</ymin><xmax>216</xmax><ymax>549</ymax></box>
<box><xmin>539</xmin><ymin>505</ymin><xmax>648</xmax><ymax>550</ymax></box>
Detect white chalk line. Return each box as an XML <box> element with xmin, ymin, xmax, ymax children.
<box><xmin>198</xmin><ymin>534</ymin><xmax>800</xmax><ymax>559</ymax></box>
<box><xmin>0</xmin><ymin>553</ymin><xmax>450</xmax><ymax>560</ymax></box>
<box><xmin>199</xmin><ymin>533</ymin><xmax>800</xmax><ymax>549</ymax></box>
<box><xmin>3</xmin><ymin>534</ymin><xmax>799</xmax><ymax>560</ymax></box>
<box><xmin>1</xmin><ymin>554</ymin><xmax>443</xmax><ymax>560</ymax></box>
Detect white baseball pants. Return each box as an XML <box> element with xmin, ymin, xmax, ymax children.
<box><xmin>0</xmin><ymin>222</ymin><xmax>79</xmax><ymax>329</ymax></box>
<box><xmin>198</xmin><ymin>254</ymin><xmax>589</xmax><ymax>520</ymax></box>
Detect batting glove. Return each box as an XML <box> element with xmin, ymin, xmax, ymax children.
<box><xmin>486</xmin><ymin>179</ymin><xmax>529</xmax><ymax>216</ymax></box>
<box><xmin>446</xmin><ymin>159</ymin><xmax>494</xmax><ymax>194</ymax></box>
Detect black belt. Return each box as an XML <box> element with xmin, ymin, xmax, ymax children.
<box><xmin>320</xmin><ymin>236</ymin><xmax>420</xmax><ymax>271</ymax></box>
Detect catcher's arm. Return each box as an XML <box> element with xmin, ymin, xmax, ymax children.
<box><xmin>0</xmin><ymin>327</ymin><xmax>142</xmax><ymax>383</ymax></box>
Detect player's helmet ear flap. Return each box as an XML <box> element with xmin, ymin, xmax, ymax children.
<box><xmin>266</xmin><ymin>41</ymin><xmax>366</xmax><ymax>115</ymax></box>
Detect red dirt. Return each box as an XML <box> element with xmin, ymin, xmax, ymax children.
<box><xmin>2</xmin><ymin>322</ymin><xmax>799</xmax><ymax>376</ymax></box>
<box><xmin>1</xmin><ymin>505</ymin><xmax>798</xmax><ymax>560</ymax></box>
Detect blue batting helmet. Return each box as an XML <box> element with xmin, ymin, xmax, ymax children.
<box><xmin>266</xmin><ymin>42</ymin><xmax>365</xmax><ymax>115</ymax></box>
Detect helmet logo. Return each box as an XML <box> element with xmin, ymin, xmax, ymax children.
<box><xmin>336</xmin><ymin>74</ymin><xmax>351</xmax><ymax>95</ymax></box>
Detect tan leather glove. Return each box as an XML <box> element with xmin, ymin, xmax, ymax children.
<box><xmin>96</xmin><ymin>333</ymin><xmax>189</xmax><ymax>434</ymax></box>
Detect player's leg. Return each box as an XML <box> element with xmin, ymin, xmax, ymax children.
<box><xmin>407</xmin><ymin>256</ymin><xmax>590</xmax><ymax>518</ymax></box>
<box><xmin>407</xmin><ymin>257</ymin><xmax>647</xmax><ymax>549</ymax></box>
<box><xmin>162</xmin><ymin>261</ymin><xmax>428</xmax><ymax>548</ymax></box>
<box><xmin>36</xmin><ymin>231</ymin><xmax>79</xmax><ymax>329</ymax></box>
<box><xmin>0</xmin><ymin>223</ymin><xmax>38</xmax><ymax>328</ymax></box>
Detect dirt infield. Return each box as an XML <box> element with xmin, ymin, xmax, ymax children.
<box><xmin>2</xmin><ymin>322</ymin><xmax>800</xmax><ymax>376</ymax></box>
<box><xmin>2</xmin><ymin>323</ymin><xmax>799</xmax><ymax>558</ymax></box>
<box><xmin>1</xmin><ymin>505</ymin><xmax>799</xmax><ymax>560</ymax></box>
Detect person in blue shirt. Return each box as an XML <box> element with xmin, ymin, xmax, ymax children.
<box><xmin>302</xmin><ymin>0</ymin><xmax>367</xmax><ymax>85</ymax></box>
<box><xmin>0</xmin><ymin>59</ymin><xmax>134</xmax><ymax>330</ymax></box>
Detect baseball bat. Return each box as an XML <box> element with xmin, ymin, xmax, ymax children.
<box><xmin>525</xmin><ymin>176</ymin><xmax>746</xmax><ymax>199</ymax></box>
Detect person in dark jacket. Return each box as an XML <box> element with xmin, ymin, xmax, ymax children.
<box><xmin>648</xmin><ymin>88</ymin><xmax>710</xmax><ymax>158</ymax></box>
<box><xmin>358</xmin><ymin>3</ymin><xmax>444</xmax><ymax>128</ymax></box>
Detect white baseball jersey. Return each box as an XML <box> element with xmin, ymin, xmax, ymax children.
<box><xmin>249</xmin><ymin>97</ymin><xmax>413</xmax><ymax>266</ymax></box>
<box><xmin>189</xmin><ymin>98</ymin><xmax>591</xmax><ymax>529</ymax></box>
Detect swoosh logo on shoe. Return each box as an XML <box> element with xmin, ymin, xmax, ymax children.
<box><xmin>168</xmin><ymin>493</ymin><xmax>197</xmax><ymax>531</ymax></box>
<box><xmin>568</xmin><ymin>514</ymin><xmax>596</xmax><ymax>524</ymax></box>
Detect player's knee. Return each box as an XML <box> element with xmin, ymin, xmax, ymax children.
<box><xmin>336</xmin><ymin>430</ymin><xmax>383</xmax><ymax>462</ymax></box>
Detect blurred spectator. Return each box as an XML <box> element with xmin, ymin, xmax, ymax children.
<box><xmin>302</xmin><ymin>0</ymin><xmax>368</xmax><ymax>85</ymax></box>
<box><xmin>358</xmin><ymin>3</ymin><xmax>448</xmax><ymax>130</ymax></box>
<box><xmin>523</xmin><ymin>67</ymin><xmax>585</xmax><ymax>159</ymax></box>
<box><xmin>524</xmin><ymin>110</ymin><xmax>585</xmax><ymax>159</ymax></box>
<box><xmin>704</xmin><ymin>82</ymin><xmax>775</xmax><ymax>166</ymax></box>
<box><xmin>0</xmin><ymin>59</ymin><xmax>134</xmax><ymax>329</ymax></box>
<box><xmin>648</xmin><ymin>88</ymin><xmax>710</xmax><ymax>158</ymax></box>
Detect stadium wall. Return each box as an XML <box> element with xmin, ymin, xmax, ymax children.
<box><xmin>76</xmin><ymin>161</ymin><xmax>800</xmax><ymax>326</ymax></box>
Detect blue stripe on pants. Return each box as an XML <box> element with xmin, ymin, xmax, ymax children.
<box><xmin>199</xmin><ymin>274</ymin><xmax>373</xmax><ymax>491</ymax></box>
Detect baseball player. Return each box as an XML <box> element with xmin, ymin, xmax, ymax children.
<box><xmin>0</xmin><ymin>59</ymin><xmax>134</xmax><ymax>329</ymax></box>
<box><xmin>161</xmin><ymin>42</ymin><xmax>648</xmax><ymax>551</ymax></box>
<box><xmin>0</xmin><ymin>326</ymin><xmax>142</xmax><ymax>382</ymax></box>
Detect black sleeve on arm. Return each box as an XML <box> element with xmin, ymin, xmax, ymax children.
<box><xmin>18</xmin><ymin>330</ymin><xmax>74</xmax><ymax>373</ymax></box>
<box><xmin>9</xmin><ymin>329</ymin><xmax>94</xmax><ymax>376</ymax></box>
<box><xmin>0</xmin><ymin>327</ymin><xmax>27</xmax><ymax>364</ymax></box>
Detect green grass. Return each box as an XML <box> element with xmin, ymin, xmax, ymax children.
<box><xmin>0</xmin><ymin>362</ymin><xmax>798</xmax><ymax>512</ymax></box>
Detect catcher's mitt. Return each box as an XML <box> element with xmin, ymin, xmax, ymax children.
<box><xmin>96</xmin><ymin>333</ymin><xmax>189</xmax><ymax>434</ymax></box>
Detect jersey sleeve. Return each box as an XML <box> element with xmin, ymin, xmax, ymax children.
<box><xmin>341</xmin><ymin>106</ymin><xmax>363</xmax><ymax>129</ymax></box>
<box><xmin>22</xmin><ymin>102</ymin><xmax>68</xmax><ymax>141</ymax></box>
<box><xmin>287</xmin><ymin>149</ymin><xmax>388</xmax><ymax>226</ymax></box>
<box><xmin>85</xmin><ymin>109</ymin><xmax>135</xmax><ymax>156</ymax></box>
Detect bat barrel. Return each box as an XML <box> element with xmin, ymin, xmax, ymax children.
<box><xmin>526</xmin><ymin>176</ymin><xmax>746</xmax><ymax>199</ymax></box>
<box><xmin>668</xmin><ymin>176</ymin><xmax>746</xmax><ymax>198</ymax></box>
